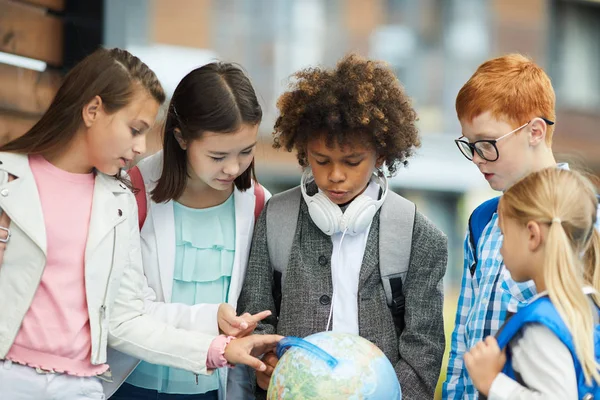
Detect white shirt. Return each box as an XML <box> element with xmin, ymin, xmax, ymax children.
<box><xmin>330</xmin><ymin>181</ymin><xmax>380</xmax><ymax>334</ymax></box>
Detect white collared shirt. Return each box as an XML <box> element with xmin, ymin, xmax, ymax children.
<box><xmin>330</xmin><ymin>180</ymin><xmax>380</xmax><ymax>334</ymax></box>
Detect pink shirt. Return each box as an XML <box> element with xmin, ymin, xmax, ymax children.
<box><xmin>6</xmin><ymin>155</ymin><xmax>108</xmax><ymax>376</ymax></box>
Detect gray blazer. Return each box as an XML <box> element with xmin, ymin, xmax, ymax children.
<box><xmin>237</xmin><ymin>187</ymin><xmax>447</xmax><ymax>400</ymax></box>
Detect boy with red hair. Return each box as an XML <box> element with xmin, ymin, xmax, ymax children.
<box><xmin>443</xmin><ymin>54</ymin><xmax>559</xmax><ymax>399</ymax></box>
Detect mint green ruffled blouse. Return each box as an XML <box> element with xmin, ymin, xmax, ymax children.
<box><xmin>125</xmin><ymin>195</ymin><xmax>236</xmax><ymax>394</ymax></box>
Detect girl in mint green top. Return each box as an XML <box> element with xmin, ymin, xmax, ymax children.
<box><xmin>112</xmin><ymin>62</ymin><xmax>265</xmax><ymax>400</ymax></box>
<box><xmin>126</xmin><ymin>197</ymin><xmax>236</xmax><ymax>395</ymax></box>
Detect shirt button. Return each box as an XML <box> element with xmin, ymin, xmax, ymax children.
<box><xmin>318</xmin><ymin>255</ymin><xmax>328</xmax><ymax>266</ymax></box>
<box><xmin>319</xmin><ymin>295</ymin><xmax>331</xmax><ymax>305</ymax></box>
<box><xmin>0</xmin><ymin>189</ymin><xmax>8</xmax><ymax>197</ymax></box>
<box><xmin>118</xmin><ymin>209</ymin><xmax>122</xmax><ymax>217</ymax></box>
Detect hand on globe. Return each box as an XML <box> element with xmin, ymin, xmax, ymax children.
<box><xmin>257</xmin><ymin>351</ymin><xmax>279</xmax><ymax>390</ymax></box>
<box><xmin>224</xmin><ymin>334</ymin><xmax>283</xmax><ymax>371</ymax></box>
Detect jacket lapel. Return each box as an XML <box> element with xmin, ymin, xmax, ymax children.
<box><xmin>151</xmin><ymin>199</ymin><xmax>176</xmax><ymax>302</ymax></box>
<box><xmin>228</xmin><ymin>186</ymin><xmax>254</xmax><ymax>306</ymax></box>
<box><xmin>0</xmin><ymin>153</ymin><xmax>47</xmax><ymax>253</ymax></box>
<box><xmin>85</xmin><ymin>174</ymin><xmax>128</xmax><ymax>259</ymax></box>
<box><xmin>358</xmin><ymin>214</ymin><xmax>380</xmax><ymax>291</ymax></box>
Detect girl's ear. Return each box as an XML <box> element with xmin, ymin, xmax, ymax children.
<box><xmin>375</xmin><ymin>155</ymin><xmax>385</xmax><ymax>169</ymax></box>
<box><xmin>173</xmin><ymin>128</ymin><xmax>187</xmax><ymax>150</ymax></box>
<box><xmin>82</xmin><ymin>96</ymin><xmax>103</xmax><ymax>128</ymax></box>
<box><xmin>527</xmin><ymin>220</ymin><xmax>544</xmax><ymax>252</ymax></box>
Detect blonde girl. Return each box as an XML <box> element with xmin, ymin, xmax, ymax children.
<box><xmin>464</xmin><ymin>167</ymin><xmax>600</xmax><ymax>399</ymax></box>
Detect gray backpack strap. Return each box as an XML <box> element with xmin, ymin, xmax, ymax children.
<box><xmin>379</xmin><ymin>191</ymin><xmax>416</xmax><ymax>331</ymax></box>
<box><xmin>266</xmin><ymin>186</ymin><xmax>302</xmax><ymax>282</ymax></box>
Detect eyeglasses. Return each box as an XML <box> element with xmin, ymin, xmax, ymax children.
<box><xmin>455</xmin><ymin>117</ymin><xmax>555</xmax><ymax>162</ymax></box>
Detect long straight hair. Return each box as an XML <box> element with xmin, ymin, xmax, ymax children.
<box><xmin>151</xmin><ymin>62</ymin><xmax>262</xmax><ymax>203</ymax></box>
<box><xmin>1</xmin><ymin>48</ymin><xmax>165</xmax><ymax>155</ymax></box>
<box><xmin>499</xmin><ymin>168</ymin><xmax>600</xmax><ymax>385</ymax></box>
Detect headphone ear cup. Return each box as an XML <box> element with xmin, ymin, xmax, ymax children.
<box><xmin>342</xmin><ymin>195</ymin><xmax>378</xmax><ymax>235</ymax></box>
<box><xmin>307</xmin><ymin>192</ymin><xmax>343</xmax><ymax>235</ymax></box>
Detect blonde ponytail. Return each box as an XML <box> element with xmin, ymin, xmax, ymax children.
<box><xmin>584</xmin><ymin>228</ymin><xmax>600</xmax><ymax>307</ymax></box>
<box><xmin>545</xmin><ymin>220</ymin><xmax>600</xmax><ymax>385</ymax></box>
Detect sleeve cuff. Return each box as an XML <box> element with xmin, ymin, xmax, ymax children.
<box><xmin>488</xmin><ymin>373</ymin><xmax>521</xmax><ymax>400</ymax></box>
<box><xmin>206</xmin><ymin>335</ymin><xmax>236</xmax><ymax>370</ymax></box>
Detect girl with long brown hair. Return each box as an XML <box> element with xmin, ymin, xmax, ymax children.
<box><xmin>109</xmin><ymin>62</ymin><xmax>270</xmax><ymax>400</ymax></box>
<box><xmin>0</xmin><ymin>48</ymin><xmax>280</xmax><ymax>400</ymax></box>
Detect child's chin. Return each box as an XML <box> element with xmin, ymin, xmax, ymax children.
<box><xmin>95</xmin><ymin>164</ymin><xmax>119</xmax><ymax>176</ymax></box>
<box><xmin>489</xmin><ymin>180</ymin><xmax>506</xmax><ymax>192</ymax></box>
<box><xmin>508</xmin><ymin>273</ymin><xmax>526</xmax><ymax>283</ymax></box>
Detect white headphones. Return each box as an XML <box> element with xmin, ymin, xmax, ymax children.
<box><xmin>300</xmin><ymin>168</ymin><xmax>389</xmax><ymax>236</ymax></box>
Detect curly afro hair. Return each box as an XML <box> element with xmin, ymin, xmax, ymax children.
<box><xmin>273</xmin><ymin>53</ymin><xmax>420</xmax><ymax>175</ymax></box>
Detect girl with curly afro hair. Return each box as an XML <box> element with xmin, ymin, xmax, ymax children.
<box><xmin>237</xmin><ymin>54</ymin><xmax>447</xmax><ymax>400</ymax></box>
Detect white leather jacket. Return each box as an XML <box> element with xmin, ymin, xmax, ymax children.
<box><xmin>0</xmin><ymin>152</ymin><xmax>215</xmax><ymax>376</ymax></box>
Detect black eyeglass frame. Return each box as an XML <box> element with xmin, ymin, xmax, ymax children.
<box><xmin>454</xmin><ymin>117</ymin><xmax>555</xmax><ymax>162</ymax></box>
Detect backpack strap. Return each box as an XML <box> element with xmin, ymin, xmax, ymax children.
<box><xmin>468</xmin><ymin>196</ymin><xmax>501</xmax><ymax>275</ymax></box>
<box><xmin>265</xmin><ymin>187</ymin><xmax>302</xmax><ymax>316</ymax></box>
<box><xmin>484</xmin><ymin>298</ymin><xmax>562</xmax><ymax>400</ymax></box>
<box><xmin>253</xmin><ymin>181</ymin><xmax>266</xmax><ymax>222</ymax></box>
<box><xmin>495</xmin><ymin>298</ymin><xmax>550</xmax><ymax>350</ymax></box>
<box><xmin>129</xmin><ymin>165</ymin><xmax>147</xmax><ymax>230</ymax></box>
<box><xmin>496</xmin><ymin>295</ymin><xmax>600</xmax><ymax>399</ymax></box>
<box><xmin>265</xmin><ymin>185</ymin><xmax>415</xmax><ymax>333</ymax></box>
<box><xmin>496</xmin><ymin>298</ymin><xmax>580</xmax><ymax>373</ymax></box>
<box><xmin>498</xmin><ymin>291</ymin><xmax>600</xmax><ymax>347</ymax></box>
<box><xmin>266</xmin><ymin>186</ymin><xmax>302</xmax><ymax>276</ymax></box>
<box><xmin>379</xmin><ymin>191</ymin><xmax>416</xmax><ymax>333</ymax></box>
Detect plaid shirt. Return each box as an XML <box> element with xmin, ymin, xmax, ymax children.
<box><xmin>443</xmin><ymin>201</ymin><xmax>600</xmax><ymax>400</ymax></box>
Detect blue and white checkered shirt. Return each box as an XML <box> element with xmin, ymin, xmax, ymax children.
<box><xmin>442</xmin><ymin>213</ymin><xmax>537</xmax><ymax>400</ymax></box>
<box><xmin>443</xmin><ymin>168</ymin><xmax>600</xmax><ymax>400</ymax></box>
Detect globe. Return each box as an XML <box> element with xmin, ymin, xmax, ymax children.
<box><xmin>267</xmin><ymin>332</ymin><xmax>402</xmax><ymax>399</ymax></box>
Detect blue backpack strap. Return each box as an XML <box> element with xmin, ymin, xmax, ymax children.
<box><xmin>495</xmin><ymin>297</ymin><xmax>561</xmax><ymax>349</ymax></box>
<box><xmin>468</xmin><ymin>196</ymin><xmax>501</xmax><ymax>275</ymax></box>
<box><xmin>495</xmin><ymin>296</ymin><xmax>600</xmax><ymax>398</ymax></box>
<box><xmin>495</xmin><ymin>297</ymin><xmax>570</xmax><ymax>383</ymax></box>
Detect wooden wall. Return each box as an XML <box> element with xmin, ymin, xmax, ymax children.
<box><xmin>0</xmin><ymin>0</ymin><xmax>64</xmax><ymax>144</ymax></box>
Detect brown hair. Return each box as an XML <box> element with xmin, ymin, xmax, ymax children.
<box><xmin>456</xmin><ymin>54</ymin><xmax>556</xmax><ymax>144</ymax></box>
<box><xmin>1</xmin><ymin>48</ymin><xmax>165</xmax><ymax>154</ymax></box>
<box><xmin>151</xmin><ymin>62</ymin><xmax>262</xmax><ymax>203</ymax></box>
<box><xmin>272</xmin><ymin>53</ymin><xmax>420</xmax><ymax>175</ymax></box>
<box><xmin>499</xmin><ymin>168</ymin><xmax>600</xmax><ymax>384</ymax></box>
